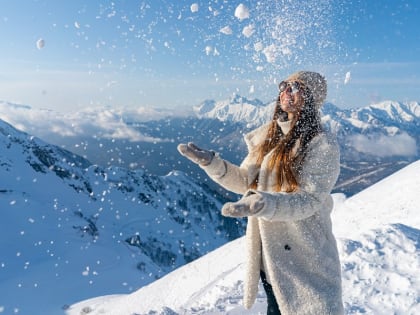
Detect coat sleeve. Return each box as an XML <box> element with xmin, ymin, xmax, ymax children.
<box><xmin>199</xmin><ymin>153</ymin><xmax>252</xmax><ymax>195</ymax></box>
<box><xmin>253</xmin><ymin>133</ymin><xmax>340</xmax><ymax>221</ymax></box>
<box><xmin>198</xmin><ymin>123</ymin><xmax>269</xmax><ymax>195</ymax></box>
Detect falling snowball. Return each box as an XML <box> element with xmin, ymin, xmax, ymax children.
<box><xmin>242</xmin><ymin>24</ymin><xmax>254</xmax><ymax>38</ymax></box>
<box><xmin>36</xmin><ymin>38</ymin><xmax>45</xmax><ymax>49</ymax></box>
<box><xmin>263</xmin><ymin>44</ymin><xmax>277</xmax><ymax>63</ymax></box>
<box><xmin>204</xmin><ymin>46</ymin><xmax>219</xmax><ymax>56</ymax></box>
<box><xmin>219</xmin><ymin>26</ymin><xmax>232</xmax><ymax>35</ymax></box>
<box><xmin>74</xmin><ymin>21</ymin><xmax>80</xmax><ymax>29</ymax></box>
<box><xmin>234</xmin><ymin>4</ymin><xmax>250</xmax><ymax>21</ymax></box>
<box><xmin>254</xmin><ymin>42</ymin><xmax>264</xmax><ymax>52</ymax></box>
<box><xmin>190</xmin><ymin>3</ymin><xmax>199</xmax><ymax>13</ymax></box>
<box><xmin>344</xmin><ymin>71</ymin><xmax>351</xmax><ymax>84</ymax></box>
<box><xmin>82</xmin><ymin>266</ymin><xmax>90</xmax><ymax>276</ymax></box>
<box><xmin>205</xmin><ymin>46</ymin><xmax>213</xmax><ymax>56</ymax></box>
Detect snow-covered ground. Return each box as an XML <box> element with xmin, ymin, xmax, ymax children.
<box><xmin>67</xmin><ymin>160</ymin><xmax>420</xmax><ymax>315</ymax></box>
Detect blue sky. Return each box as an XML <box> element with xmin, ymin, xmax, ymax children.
<box><xmin>0</xmin><ymin>0</ymin><xmax>419</xmax><ymax>112</ymax></box>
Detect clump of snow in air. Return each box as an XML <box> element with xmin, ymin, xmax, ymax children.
<box><xmin>219</xmin><ymin>26</ymin><xmax>232</xmax><ymax>35</ymax></box>
<box><xmin>190</xmin><ymin>0</ymin><xmax>340</xmax><ymax>87</ymax></box>
<box><xmin>262</xmin><ymin>44</ymin><xmax>278</xmax><ymax>63</ymax></box>
<box><xmin>56</xmin><ymin>1</ymin><xmax>341</xmax><ymax>102</ymax></box>
<box><xmin>203</xmin><ymin>42</ymin><xmax>223</xmax><ymax>56</ymax></box>
<box><xmin>242</xmin><ymin>24</ymin><xmax>255</xmax><ymax>38</ymax></box>
<box><xmin>344</xmin><ymin>71</ymin><xmax>351</xmax><ymax>84</ymax></box>
<box><xmin>36</xmin><ymin>38</ymin><xmax>45</xmax><ymax>49</ymax></box>
<box><xmin>244</xmin><ymin>0</ymin><xmax>337</xmax><ymax>75</ymax></box>
<box><xmin>235</xmin><ymin>4</ymin><xmax>250</xmax><ymax>21</ymax></box>
<box><xmin>205</xmin><ymin>46</ymin><xmax>211</xmax><ymax>55</ymax></box>
<box><xmin>254</xmin><ymin>42</ymin><xmax>264</xmax><ymax>52</ymax></box>
<box><xmin>190</xmin><ymin>3</ymin><xmax>199</xmax><ymax>13</ymax></box>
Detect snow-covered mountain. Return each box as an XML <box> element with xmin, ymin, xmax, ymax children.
<box><xmin>67</xmin><ymin>160</ymin><xmax>420</xmax><ymax>315</ymax></box>
<box><xmin>0</xmin><ymin>119</ymin><xmax>244</xmax><ymax>314</ymax></box>
<box><xmin>193</xmin><ymin>94</ymin><xmax>269</xmax><ymax>128</ymax></box>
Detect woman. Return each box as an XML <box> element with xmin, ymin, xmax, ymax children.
<box><xmin>178</xmin><ymin>71</ymin><xmax>344</xmax><ymax>315</ymax></box>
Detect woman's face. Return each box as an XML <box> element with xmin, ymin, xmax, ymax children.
<box><xmin>279</xmin><ymin>81</ymin><xmax>305</xmax><ymax>117</ymax></box>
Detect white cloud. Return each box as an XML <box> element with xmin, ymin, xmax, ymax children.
<box><xmin>349</xmin><ymin>133</ymin><xmax>417</xmax><ymax>157</ymax></box>
<box><xmin>0</xmin><ymin>102</ymin><xmax>174</xmax><ymax>142</ymax></box>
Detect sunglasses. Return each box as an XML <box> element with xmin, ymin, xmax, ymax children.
<box><xmin>278</xmin><ymin>81</ymin><xmax>303</xmax><ymax>95</ymax></box>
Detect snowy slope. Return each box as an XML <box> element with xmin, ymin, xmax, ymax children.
<box><xmin>67</xmin><ymin>160</ymin><xmax>420</xmax><ymax>315</ymax></box>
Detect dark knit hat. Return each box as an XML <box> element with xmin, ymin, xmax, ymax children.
<box><xmin>285</xmin><ymin>71</ymin><xmax>327</xmax><ymax>109</ymax></box>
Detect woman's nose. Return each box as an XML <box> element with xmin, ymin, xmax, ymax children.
<box><xmin>283</xmin><ymin>86</ymin><xmax>293</xmax><ymax>94</ymax></box>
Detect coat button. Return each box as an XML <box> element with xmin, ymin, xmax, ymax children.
<box><xmin>284</xmin><ymin>244</ymin><xmax>291</xmax><ymax>251</ymax></box>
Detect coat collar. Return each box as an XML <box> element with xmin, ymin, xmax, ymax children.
<box><xmin>244</xmin><ymin>122</ymin><xmax>271</xmax><ymax>150</ymax></box>
<box><xmin>244</xmin><ymin>120</ymin><xmax>292</xmax><ymax>150</ymax></box>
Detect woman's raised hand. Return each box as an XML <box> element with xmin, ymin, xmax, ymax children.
<box><xmin>221</xmin><ymin>191</ymin><xmax>265</xmax><ymax>218</ymax></box>
<box><xmin>177</xmin><ymin>142</ymin><xmax>215</xmax><ymax>166</ymax></box>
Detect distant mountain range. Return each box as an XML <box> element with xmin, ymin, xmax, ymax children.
<box><xmin>1</xmin><ymin>96</ymin><xmax>419</xmax><ymax>197</ymax></box>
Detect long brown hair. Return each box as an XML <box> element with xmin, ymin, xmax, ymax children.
<box><xmin>250</xmin><ymin>88</ymin><xmax>322</xmax><ymax>192</ymax></box>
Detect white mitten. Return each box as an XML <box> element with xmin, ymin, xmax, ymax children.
<box><xmin>221</xmin><ymin>191</ymin><xmax>265</xmax><ymax>218</ymax></box>
<box><xmin>177</xmin><ymin>142</ymin><xmax>215</xmax><ymax>166</ymax></box>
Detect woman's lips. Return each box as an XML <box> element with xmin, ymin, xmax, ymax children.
<box><xmin>283</xmin><ymin>96</ymin><xmax>293</xmax><ymax>104</ymax></box>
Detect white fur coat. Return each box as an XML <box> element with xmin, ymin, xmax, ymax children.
<box><xmin>201</xmin><ymin>122</ymin><xmax>344</xmax><ymax>315</ymax></box>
